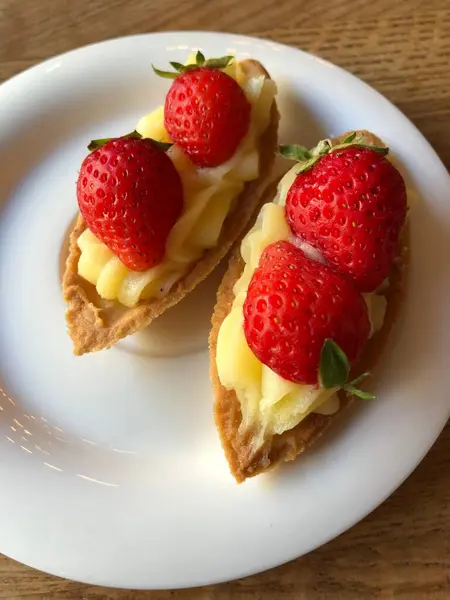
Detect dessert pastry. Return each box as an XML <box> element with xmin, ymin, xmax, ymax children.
<box><xmin>210</xmin><ymin>130</ymin><xmax>408</xmax><ymax>482</ymax></box>
<box><xmin>63</xmin><ymin>52</ymin><xmax>278</xmax><ymax>354</ymax></box>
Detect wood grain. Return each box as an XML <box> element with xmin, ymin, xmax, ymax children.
<box><xmin>1</xmin><ymin>0</ymin><xmax>449</xmax><ymax>598</ymax></box>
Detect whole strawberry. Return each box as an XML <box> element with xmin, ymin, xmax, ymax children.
<box><xmin>154</xmin><ymin>52</ymin><xmax>251</xmax><ymax>168</ymax></box>
<box><xmin>283</xmin><ymin>134</ymin><xmax>407</xmax><ymax>292</ymax></box>
<box><xmin>77</xmin><ymin>136</ymin><xmax>183</xmax><ymax>271</ymax></box>
<box><xmin>243</xmin><ymin>241</ymin><xmax>370</xmax><ymax>386</ymax></box>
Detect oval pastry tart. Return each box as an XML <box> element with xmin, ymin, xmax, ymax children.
<box><xmin>63</xmin><ymin>52</ymin><xmax>279</xmax><ymax>354</ymax></box>
<box><xmin>210</xmin><ymin>130</ymin><xmax>409</xmax><ymax>482</ymax></box>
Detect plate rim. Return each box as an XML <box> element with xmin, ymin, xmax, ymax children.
<box><xmin>0</xmin><ymin>30</ymin><xmax>449</xmax><ymax>590</ymax></box>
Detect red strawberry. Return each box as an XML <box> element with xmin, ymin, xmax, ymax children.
<box><xmin>154</xmin><ymin>53</ymin><xmax>251</xmax><ymax>168</ymax></box>
<box><xmin>243</xmin><ymin>240</ymin><xmax>370</xmax><ymax>385</ymax></box>
<box><xmin>284</xmin><ymin>138</ymin><xmax>407</xmax><ymax>293</ymax></box>
<box><xmin>77</xmin><ymin>136</ymin><xmax>183</xmax><ymax>271</ymax></box>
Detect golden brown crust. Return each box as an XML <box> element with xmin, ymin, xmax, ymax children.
<box><xmin>62</xmin><ymin>59</ymin><xmax>279</xmax><ymax>355</ymax></box>
<box><xmin>209</xmin><ymin>130</ymin><xmax>409</xmax><ymax>483</ymax></box>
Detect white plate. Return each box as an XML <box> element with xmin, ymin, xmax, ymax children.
<box><xmin>0</xmin><ymin>31</ymin><xmax>449</xmax><ymax>590</ymax></box>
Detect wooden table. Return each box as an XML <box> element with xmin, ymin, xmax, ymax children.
<box><xmin>1</xmin><ymin>0</ymin><xmax>449</xmax><ymax>598</ymax></box>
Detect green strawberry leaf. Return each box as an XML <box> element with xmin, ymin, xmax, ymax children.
<box><xmin>88</xmin><ymin>131</ymin><xmax>172</xmax><ymax>153</ymax></box>
<box><xmin>150</xmin><ymin>139</ymin><xmax>173</xmax><ymax>151</ymax></box>
<box><xmin>348</xmin><ymin>372</ymin><xmax>371</xmax><ymax>387</ymax></box>
<box><xmin>88</xmin><ymin>137</ymin><xmax>113</xmax><ymax>151</ymax></box>
<box><xmin>319</xmin><ymin>339</ymin><xmax>375</xmax><ymax>399</ymax></box>
<box><xmin>332</xmin><ymin>133</ymin><xmax>389</xmax><ymax>156</ymax></box>
<box><xmin>151</xmin><ymin>65</ymin><xmax>179</xmax><ymax>79</ymax></box>
<box><xmin>204</xmin><ymin>55</ymin><xmax>234</xmax><ymax>69</ymax></box>
<box><xmin>354</xmin><ymin>144</ymin><xmax>389</xmax><ymax>156</ymax></box>
<box><xmin>341</xmin><ymin>132</ymin><xmax>357</xmax><ymax>144</ymax></box>
<box><xmin>320</xmin><ymin>339</ymin><xmax>350</xmax><ymax>389</ymax></box>
<box><xmin>279</xmin><ymin>139</ymin><xmax>332</xmax><ymax>171</ymax></box>
<box><xmin>342</xmin><ymin>384</ymin><xmax>376</xmax><ymax>400</ymax></box>
<box><xmin>280</xmin><ymin>131</ymin><xmax>389</xmax><ymax>173</ymax></box>
<box><xmin>278</xmin><ymin>144</ymin><xmax>312</xmax><ymax>161</ymax></box>
<box><xmin>169</xmin><ymin>61</ymin><xmax>186</xmax><ymax>72</ymax></box>
<box><xmin>196</xmin><ymin>50</ymin><xmax>206</xmax><ymax>66</ymax></box>
<box><xmin>153</xmin><ymin>54</ymin><xmax>233</xmax><ymax>78</ymax></box>
<box><xmin>88</xmin><ymin>130</ymin><xmax>142</xmax><ymax>151</ymax></box>
<box><xmin>296</xmin><ymin>156</ymin><xmax>322</xmax><ymax>173</ymax></box>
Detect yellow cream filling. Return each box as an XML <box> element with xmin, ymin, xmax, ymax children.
<box><xmin>216</xmin><ymin>164</ymin><xmax>387</xmax><ymax>444</ymax></box>
<box><xmin>77</xmin><ymin>55</ymin><xmax>276</xmax><ymax>307</ymax></box>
